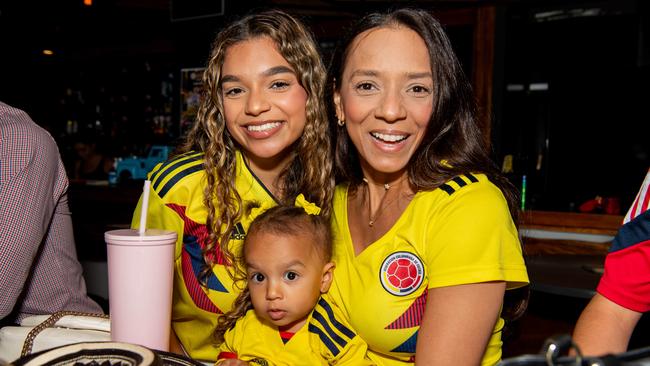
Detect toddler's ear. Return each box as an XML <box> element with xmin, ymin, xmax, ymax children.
<box><xmin>320</xmin><ymin>262</ymin><xmax>336</xmax><ymax>293</ymax></box>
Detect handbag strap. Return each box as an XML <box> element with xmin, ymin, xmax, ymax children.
<box><xmin>542</xmin><ymin>334</ymin><xmax>583</xmax><ymax>366</ymax></box>
<box><xmin>21</xmin><ymin>310</ymin><xmax>109</xmax><ymax>357</ymax></box>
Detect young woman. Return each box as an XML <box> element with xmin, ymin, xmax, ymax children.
<box><xmin>328</xmin><ymin>8</ymin><xmax>529</xmax><ymax>365</ymax></box>
<box><xmin>131</xmin><ymin>10</ymin><xmax>332</xmax><ymax>361</ymax></box>
<box><xmin>215</xmin><ymin>200</ymin><xmax>371</xmax><ymax>365</ymax></box>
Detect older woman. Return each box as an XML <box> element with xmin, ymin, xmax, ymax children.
<box><xmin>327</xmin><ymin>8</ymin><xmax>529</xmax><ymax>365</ymax></box>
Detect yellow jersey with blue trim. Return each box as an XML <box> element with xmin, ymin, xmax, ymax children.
<box><xmin>217</xmin><ymin>297</ymin><xmax>373</xmax><ymax>365</ymax></box>
<box><xmin>329</xmin><ymin>173</ymin><xmax>529</xmax><ymax>366</ymax></box>
<box><xmin>131</xmin><ymin>150</ymin><xmax>277</xmax><ymax>361</ymax></box>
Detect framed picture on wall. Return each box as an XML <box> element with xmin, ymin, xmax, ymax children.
<box><xmin>179</xmin><ymin>67</ymin><xmax>204</xmax><ymax>138</ymax></box>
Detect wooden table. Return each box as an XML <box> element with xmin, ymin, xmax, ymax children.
<box><xmin>526</xmin><ymin>254</ymin><xmax>605</xmax><ymax>299</ymax></box>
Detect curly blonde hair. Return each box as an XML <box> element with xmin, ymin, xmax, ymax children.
<box><xmin>214</xmin><ymin>205</ymin><xmax>333</xmax><ymax>343</ymax></box>
<box><xmin>181</xmin><ymin>10</ymin><xmax>333</xmax><ymax>279</ymax></box>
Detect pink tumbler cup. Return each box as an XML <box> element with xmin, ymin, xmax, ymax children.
<box><xmin>105</xmin><ymin>229</ymin><xmax>177</xmax><ymax>351</ymax></box>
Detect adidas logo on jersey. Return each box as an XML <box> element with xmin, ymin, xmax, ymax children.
<box><xmin>230</xmin><ymin>222</ymin><xmax>246</xmax><ymax>240</ymax></box>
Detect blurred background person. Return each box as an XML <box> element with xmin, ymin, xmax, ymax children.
<box><xmin>72</xmin><ymin>131</ymin><xmax>114</xmax><ymax>181</ymax></box>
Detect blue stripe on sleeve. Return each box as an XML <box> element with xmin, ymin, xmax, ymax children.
<box><xmin>317</xmin><ymin>298</ymin><xmax>356</xmax><ymax>339</ymax></box>
<box><xmin>312</xmin><ymin>310</ymin><xmax>348</xmax><ymax>348</ymax></box>
<box><xmin>158</xmin><ymin>163</ymin><xmax>204</xmax><ymax>198</ymax></box>
<box><xmin>308</xmin><ymin>323</ymin><xmax>340</xmax><ymax>357</ymax></box>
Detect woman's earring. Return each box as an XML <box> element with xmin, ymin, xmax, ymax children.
<box><xmin>337</xmin><ymin>118</ymin><xmax>345</xmax><ymax>127</ymax></box>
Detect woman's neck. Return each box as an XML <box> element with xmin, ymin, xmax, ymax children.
<box><xmin>359</xmin><ymin>164</ymin><xmax>409</xmax><ymax>193</ymax></box>
<box><xmin>243</xmin><ymin>151</ymin><xmax>293</xmax><ymax>198</ymax></box>
<box><xmin>347</xmin><ymin>167</ymin><xmax>415</xmax><ymax>253</ymax></box>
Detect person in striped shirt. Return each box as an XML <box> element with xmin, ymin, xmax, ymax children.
<box><xmin>0</xmin><ymin>101</ymin><xmax>102</xmax><ymax>325</ymax></box>
<box><xmin>573</xmin><ymin>170</ymin><xmax>650</xmax><ymax>355</ymax></box>
<box><xmin>214</xmin><ymin>202</ymin><xmax>371</xmax><ymax>365</ymax></box>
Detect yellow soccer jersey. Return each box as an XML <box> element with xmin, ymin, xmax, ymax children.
<box><xmin>329</xmin><ymin>173</ymin><xmax>529</xmax><ymax>366</ymax></box>
<box><xmin>217</xmin><ymin>298</ymin><xmax>373</xmax><ymax>365</ymax></box>
<box><xmin>131</xmin><ymin>150</ymin><xmax>277</xmax><ymax>361</ymax></box>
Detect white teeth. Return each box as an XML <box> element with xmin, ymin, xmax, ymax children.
<box><xmin>371</xmin><ymin>132</ymin><xmax>408</xmax><ymax>142</ymax></box>
<box><xmin>247</xmin><ymin>122</ymin><xmax>281</xmax><ymax>132</ymax></box>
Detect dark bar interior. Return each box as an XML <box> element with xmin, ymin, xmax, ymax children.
<box><xmin>1</xmin><ymin>0</ymin><xmax>649</xmax><ymax>361</ymax></box>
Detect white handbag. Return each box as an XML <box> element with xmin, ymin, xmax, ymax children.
<box><xmin>0</xmin><ymin>311</ymin><xmax>110</xmax><ymax>363</ymax></box>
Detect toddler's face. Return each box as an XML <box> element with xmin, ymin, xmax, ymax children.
<box><xmin>244</xmin><ymin>231</ymin><xmax>333</xmax><ymax>333</ymax></box>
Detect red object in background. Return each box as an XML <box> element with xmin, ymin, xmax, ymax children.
<box><xmin>579</xmin><ymin>196</ymin><xmax>621</xmax><ymax>215</ymax></box>
<box><xmin>605</xmin><ymin>197</ymin><xmax>621</xmax><ymax>215</ymax></box>
<box><xmin>579</xmin><ymin>196</ymin><xmax>603</xmax><ymax>213</ymax></box>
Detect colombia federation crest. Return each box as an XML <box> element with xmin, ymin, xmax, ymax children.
<box><xmin>380</xmin><ymin>252</ymin><xmax>424</xmax><ymax>296</ymax></box>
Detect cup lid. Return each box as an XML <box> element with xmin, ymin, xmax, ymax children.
<box><xmin>105</xmin><ymin>229</ymin><xmax>177</xmax><ymax>242</ymax></box>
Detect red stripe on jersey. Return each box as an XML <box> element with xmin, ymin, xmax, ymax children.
<box><xmin>625</xmin><ymin>170</ymin><xmax>650</xmax><ymax>223</ymax></box>
<box><xmin>630</xmin><ymin>195</ymin><xmax>641</xmax><ymax>221</ymax></box>
<box><xmin>385</xmin><ymin>289</ymin><xmax>428</xmax><ymax>329</ymax></box>
<box><xmin>641</xmin><ymin>187</ymin><xmax>650</xmax><ymax>215</ymax></box>
<box><xmin>166</xmin><ymin>203</ymin><xmax>227</xmax><ymax>265</ymax></box>
<box><xmin>167</xmin><ymin>203</ymin><xmax>225</xmax><ymax>313</ymax></box>
<box><xmin>218</xmin><ymin>352</ymin><xmax>238</xmax><ymax>359</ymax></box>
<box><xmin>279</xmin><ymin>330</ymin><xmax>295</xmax><ymax>342</ymax></box>
<box><xmin>597</xmin><ymin>239</ymin><xmax>650</xmax><ymax>312</ymax></box>
<box><xmin>181</xmin><ymin>249</ymin><xmax>222</xmax><ymax>314</ymax></box>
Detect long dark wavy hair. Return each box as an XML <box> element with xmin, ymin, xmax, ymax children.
<box><xmin>329</xmin><ymin>8</ymin><xmax>519</xmax><ymax>222</ymax></box>
<box><xmin>328</xmin><ymin>8</ymin><xmax>527</xmax><ymax>319</ymax></box>
<box><xmin>181</xmin><ymin>10</ymin><xmax>333</xmax><ymax>277</ymax></box>
<box><xmin>213</xmin><ymin>205</ymin><xmax>333</xmax><ymax>343</ymax></box>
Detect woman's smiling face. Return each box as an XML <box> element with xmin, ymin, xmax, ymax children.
<box><xmin>334</xmin><ymin>26</ymin><xmax>434</xmax><ymax>178</ymax></box>
<box><xmin>221</xmin><ymin>36</ymin><xmax>308</xmax><ymax>171</ymax></box>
